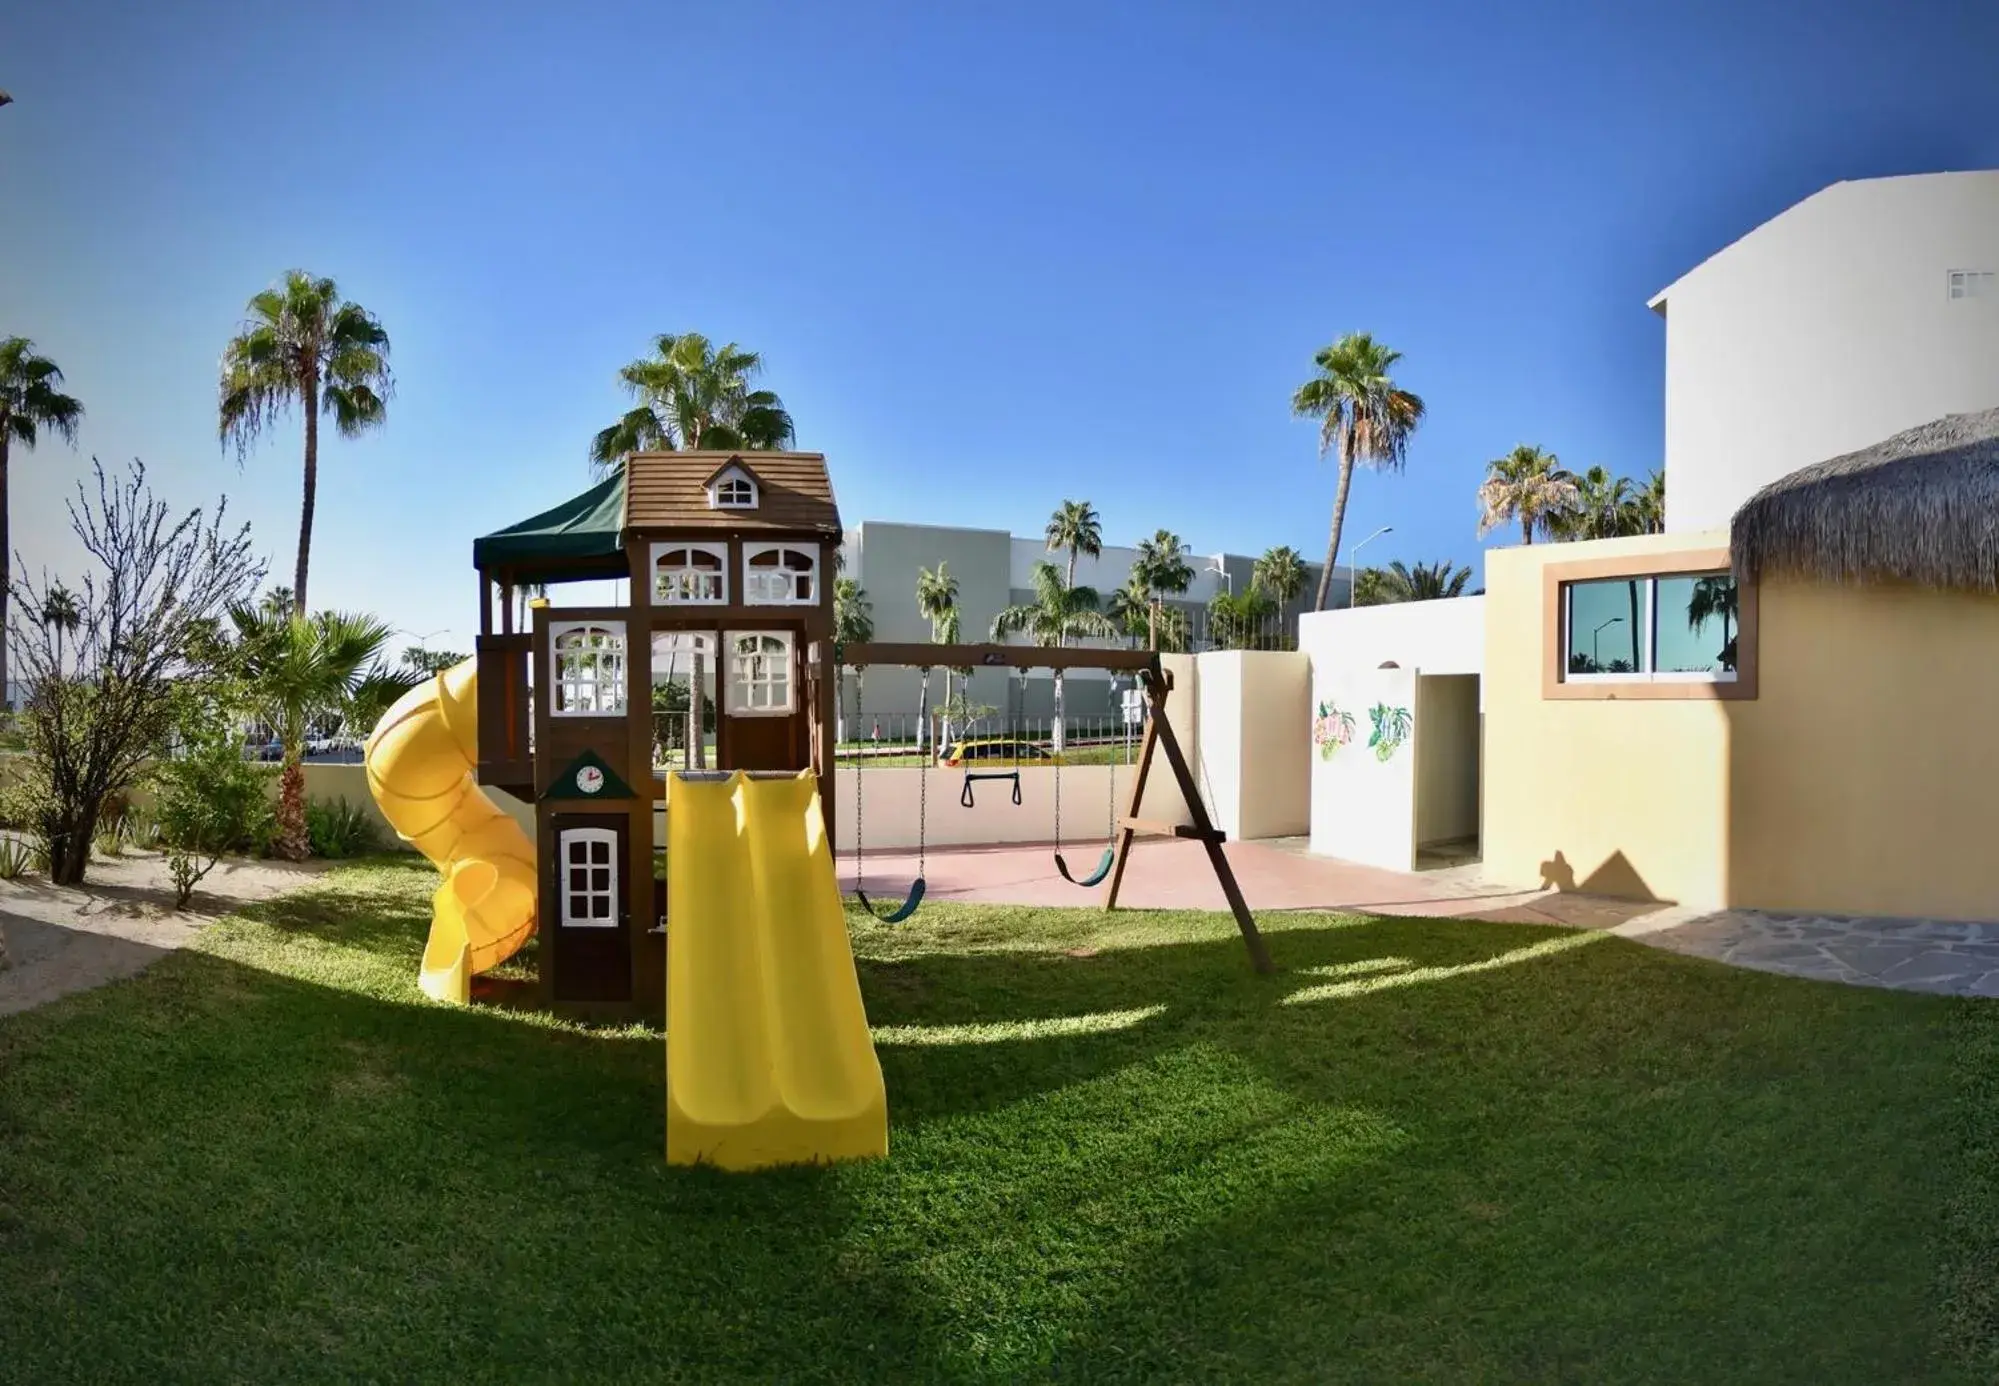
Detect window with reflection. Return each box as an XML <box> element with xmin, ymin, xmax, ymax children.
<box><xmin>1563</xmin><ymin>572</ymin><xmax>1736</xmax><ymax>680</ymax></box>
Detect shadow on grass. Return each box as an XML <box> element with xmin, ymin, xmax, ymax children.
<box><xmin>0</xmin><ymin>874</ymin><xmax>1974</xmax><ymax>1384</ymax></box>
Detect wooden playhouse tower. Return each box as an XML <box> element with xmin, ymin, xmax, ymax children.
<box><xmin>470</xmin><ymin>452</ymin><xmax>841</xmax><ymax>1015</ymax></box>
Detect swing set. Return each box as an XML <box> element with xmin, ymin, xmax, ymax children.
<box><xmin>836</xmin><ymin>642</ymin><xmax>1274</xmax><ymax>974</ymax></box>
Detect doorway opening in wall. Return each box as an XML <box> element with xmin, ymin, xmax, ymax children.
<box><xmin>1414</xmin><ymin>673</ymin><xmax>1482</xmax><ymax>870</ymax></box>
<box><xmin>651</xmin><ymin>632</ymin><xmax>717</xmax><ymax>774</ymax></box>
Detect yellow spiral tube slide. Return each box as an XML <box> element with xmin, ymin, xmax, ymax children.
<box><xmin>364</xmin><ymin>658</ymin><xmax>537</xmax><ymax>1003</ymax></box>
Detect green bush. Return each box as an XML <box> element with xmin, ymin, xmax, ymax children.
<box><xmin>152</xmin><ymin>723</ymin><xmax>276</xmax><ymax>907</ymax></box>
<box><xmin>305</xmin><ymin>798</ymin><xmax>381</xmax><ymax>859</ymax></box>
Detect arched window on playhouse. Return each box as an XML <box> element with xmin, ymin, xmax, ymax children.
<box><xmin>743</xmin><ymin>545</ymin><xmax>817</xmax><ymax>605</ymax></box>
<box><xmin>550</xmin><ymin>621</ymin><xmax>627</xmax><ymax>716</ymax></box>
<box><xmin>652</xmin><ymin>543</ymin><xmax>727</xmax><ymax>604</ymax></box>
<box><xmin>727</xmin><ymin>631</ymin><xmax>794</xmax><ymax>715</ymax></box>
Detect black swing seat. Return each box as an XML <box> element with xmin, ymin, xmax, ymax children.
<box><xmin>1054</xmin><ymin>847</ymin><xmax>1115</xmax><ymax>888</ymax></box>
<box><xmin>855</xmin><ymin>878</ymin><xmax>926</xmax><ymax>924</ymax></box>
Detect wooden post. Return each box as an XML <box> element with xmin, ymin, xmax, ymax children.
<box><xmin>689</xmin><ymin>651</ymin><xmax>706</xmax><ymax>770</ymax></box>
<box><xmin>1103</xmin><ymin>669</ymin><xmax>1273</xmax><ymax>975</ymax></box>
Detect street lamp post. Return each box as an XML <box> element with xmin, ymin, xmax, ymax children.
<box><xmin>1592</xmin><ymin>616</ymin><xmax>1624</xmax><ymax>670</ymax></box>
<box><xmin>1347</xmin><ymin>525</ymin><xmax>1394</xmax><ymax>607</ymax></box>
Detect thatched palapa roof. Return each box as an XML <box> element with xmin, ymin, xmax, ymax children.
<box><xmin>1731</xmin><ymin>407</ymin><xmax>1999</xmax><ymax>592</ymax></box>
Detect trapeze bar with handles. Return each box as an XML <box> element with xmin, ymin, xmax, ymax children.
<box><xmin>959</xmin><ymin>770</ymin><xmax>1022</xmax><ymax>809</ymax></box>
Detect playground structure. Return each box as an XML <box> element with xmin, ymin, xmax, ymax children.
<box><xmin>364</xmin><ymin>450</ymin><xmax>1269</xmax><ymax>1169</ymax></box>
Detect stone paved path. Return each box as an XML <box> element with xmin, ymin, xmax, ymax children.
<box><xmin>1613</xmin><ymin>906</ymin><xmax>1999</xmax><ymax>998</ymax></box>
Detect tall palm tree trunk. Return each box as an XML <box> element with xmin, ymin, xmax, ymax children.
<box><xmin>1521</xmin><ymin>516</ymin><xmax>1534</xmax><ymax>546</ymax></box>
<box><xmin>1627</xmin><ymin>582</ymin><xmax>1641</xmax><ymax>672</ymax></box>
<box><xmin>1314</xmin><ymin>450</ymin><xmax>1357</xmax><ymax>612</ymax></box>
<box><xmin>276</xmin><ymin>754</ymin><xmax>310</xmax><ymax>861</ymax></box>
<box><xmin>0</xmin><ymin>428</ymin><xmax>11</xmax><ymax>706</ymax></box>
<box><xmin>295</xmin><ymin>374</ymin><xmax>318</xmax><ymax>616</ymax></box>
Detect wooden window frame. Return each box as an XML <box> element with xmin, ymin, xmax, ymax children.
<box><xmin>1541</xmin><ymin>546</ymin><xmax>1758</xmax><ymax>701</ymax></box>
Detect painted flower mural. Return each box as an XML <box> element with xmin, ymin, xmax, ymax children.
<box><xmin>1367</xmin><ymin>703</ymin><xmax>1413</xmax><ymax>762</ymax></box>
<box><xmin>1312</xmin><ymin>701</ymin><xmax>1357</xmax><ymax>760</ymax></box>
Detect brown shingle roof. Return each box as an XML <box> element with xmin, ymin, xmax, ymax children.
<box><xmin>623</xmin><ymin>451</ymin><xmax>842</xmax><ymax>535</ymax></box>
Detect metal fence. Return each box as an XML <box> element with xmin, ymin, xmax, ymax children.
<box><xmin>649</xmin><ymin>708</ymin><xmax>1149</xmax><ymax>773</ymax></box>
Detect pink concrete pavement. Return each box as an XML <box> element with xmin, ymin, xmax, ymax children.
<box><xmin>842</xmin><ymin>838</ymin><xmax>1657</xmax><ymax>929</ymax></box>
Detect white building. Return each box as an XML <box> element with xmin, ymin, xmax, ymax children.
<box><xmin>1651</xmin><ymin>169</ymin><xmax>1999</xmax><ymax>532</ymax></box>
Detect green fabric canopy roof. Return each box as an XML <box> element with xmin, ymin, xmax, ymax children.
<box><xmin>472</xmin><ymin>473</ymin><xmax>627</xmax><ymax>582</ymax></box>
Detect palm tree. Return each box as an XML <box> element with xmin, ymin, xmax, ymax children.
<box><xmin>1370</xmin><ymin>559</ymin><xmax>1475</xmax><ymax>602</ymax></box>
<box><xmin>1291</xmin><ymin>333</ymin><xmax>1427</xmax><ymax>611</ymax></box>
<box><xmin>1251</xmin><ymin>545</ymin><xmax>1309</xmax><ymax>608</ymax></box>
<box><xmin>588</xmin><ymin>333</ymin><xmax>794</xmax><ymax>473</ymax></box>
<box><xmin>1108</xmin><ymin>574</ymin><xmax>1153</xmax><ymax>647</ymax></box>
<box><xmin>1555</xmin><ymin>465</ymin><xmax>1645</xmax><ymax>541</ymax></box>
<box><xmin>1477</xmin><ymin>445</ymin><xmax>1578</xmax><ymax>546</ymax></box>
<box><xmin>1207</xmin><ymin>588</ymin><xmax>1278</xmax><ymax>650</ymax></box>
<box><xmin>1635</xmin><ymin>468</ymin><xmax>1667</xmax><ymax>534</ymax></box>
<box><xmin>1130</xmin><ymin>529</ymin><xmax>1195</xmax><ymax>650</ymax></box>
<box><xmin>914</xmin><ymin>562</ymin><xmax>960</xmax><ymax>751</ymax></box>
<box><xmin>218</xmin><ymin>272</ymin><xmax>392</xmax><ymax>615</ymax></box>
<box><xmin>832</xmin><ymin>577</ymin><xmax>873</xmax><ymax>741</ymax></box>
<box><xmin>39</xmin><ymin>585</ymin><xmax>79</xmax><ymax>673</ymax></box>
<box><xmin>1045</xmin><ymin>500</ymin><xmax>1103</xmax><ymax>591</ymax></box>
<box><xmin>0</xmin><ymin>338</ymin><xmax>84</xmax><ymax>699</ymax></box>
<box><xmin>515</xmin><ymin>581</ymin><xmax>547</xmax><ymax>630</ymax></box>
<box><xmin>991</xmin><ymin>561</ymin><xmax>1115</xmax><ymax>753</ymax></box>
<box><xmin>1687</xmin><ymin>576</ymin><xmax>1739</xmax><ymax>672</ymax></box>
<box><xmin>228</xmin><ymin>606</ymin><xmax>398</xmax><ymax>859</ymax></box>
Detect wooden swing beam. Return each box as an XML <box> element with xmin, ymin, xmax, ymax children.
<box><xmin>834</xmin><ymin>642</ymin><xmax>1275</xmax><ymax>975</ymax></box>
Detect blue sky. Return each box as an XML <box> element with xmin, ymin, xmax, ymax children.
<box><xmin>6</xmin><ymin>0</ymin><xmax>1999</xmax><ymax>650</ymax></box>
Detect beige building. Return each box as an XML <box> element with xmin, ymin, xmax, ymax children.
<box><xmin>1485</xmin><ymin>409</ymin><xmax>1999</xmax><ymax>919</ymax></box>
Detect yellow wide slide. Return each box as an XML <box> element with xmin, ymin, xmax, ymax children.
<box><xmin>666</xmin><ymin>771</ymin><xmax>888</xmax><ymax>1170</ymax></box>
<box><xmin>364</xmin><ymin>659</ymin><xmax>537</xmax><ymax>1003</ymax></box>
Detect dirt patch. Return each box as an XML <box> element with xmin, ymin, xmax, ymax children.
<box><xmin>0</xmin><ymin>850</ymin><xmax>326</xmax><ymax>1018</ymax></box>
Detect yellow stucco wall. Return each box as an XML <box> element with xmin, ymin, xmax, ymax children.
<box><xmin>1485</xmin><ymin>530</ymin><xmax>1999</xmax><ymax>919</ymax></box>
<box><xmin>1482</xmin><ymin>532</ymin><xmax>1733</xmax><ymax>907</ymax></box>
<box><xmin>1728</xmin><ymin>579</ymin><xmax>1999</xmax><ymax>919</ymax></box>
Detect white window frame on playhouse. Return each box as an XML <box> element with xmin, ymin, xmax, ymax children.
<box><xmin>708</xmin><ymin>467</ymin><xmax>759</xmax><ymax>509</ymax></box>
<box><xmin>742</xmin><ymin>544</ymin><xmax>818</xmax><ymax>605</ymax></box>
<box><xmin>557</xmin><ymin>827</ymin><xmax>619</xmax><ymax>928</ymax></box>
<box><xmin>549</xmin><ymin>620</ymin><xmax>628</xmax><ymax>717</ymax></box>
<box><xmin>727</xmin><ymin>631</ymin><xmax>795</xmax><ymax>716</ymax></box>
<box><xmin>650</xmin><ymin>542</ymin><xmax>728</xmax><ymax>605</ymax></box>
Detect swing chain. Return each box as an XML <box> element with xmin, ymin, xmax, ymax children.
<box><xmin>1050</xmin><ymin>667</ymin><xmax>1062</xmax><ymax>850</ymax></box>
<box><xmin>852</xmin><ymin>667</ymin><xmax>864</xmax><ymax>887</ymax></box>
<box><xmin>915</xmin><ymin>667</ymin><xmax>930</xmax><ymax>880</ymax></box>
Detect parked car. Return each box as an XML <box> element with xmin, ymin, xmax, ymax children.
<box><xmin>940</xmin><ymin>738</ymin><xmax>1062</xmax><ymax>767</ymax></box>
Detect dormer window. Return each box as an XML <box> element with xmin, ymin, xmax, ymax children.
<box><xmin>744</xmin><ymin>544</ymin><xmax>818</xmax><ymax>604</ymax></box>
<box><xmin>707</xmin><ymin>465</ymin><xmax>759</xmax><ymax>509</ymax></box>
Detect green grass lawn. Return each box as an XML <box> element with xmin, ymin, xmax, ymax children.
<box><xmin>4</xmin><ymin>858</ymin><xmax>1998</xmax><ymax>1383</ymax></box>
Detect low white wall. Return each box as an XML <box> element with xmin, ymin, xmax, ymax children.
<box><xmin>1191</xmin><ymin>650</ymin><xmax>1310</xmax><ymax>840</ymax></box>
<box><xmin>1194</xmin><ymin>653</ymin><xmax>1243</xmax><ymax>836</ymax></box>
<box><xmin>831</xmin><ymin>765</ymin><xmax>1135</xmax><ymax>852</ymax></box>
<box><xmin>1309</xmin><ymin>664</ymin><xmax>1419</xmax><ymax>870</ymax></box>
<box><xmin>1298</xmin><ymin>596</ymin><xmax>1485</xmax><ymax>678</ymax></box>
